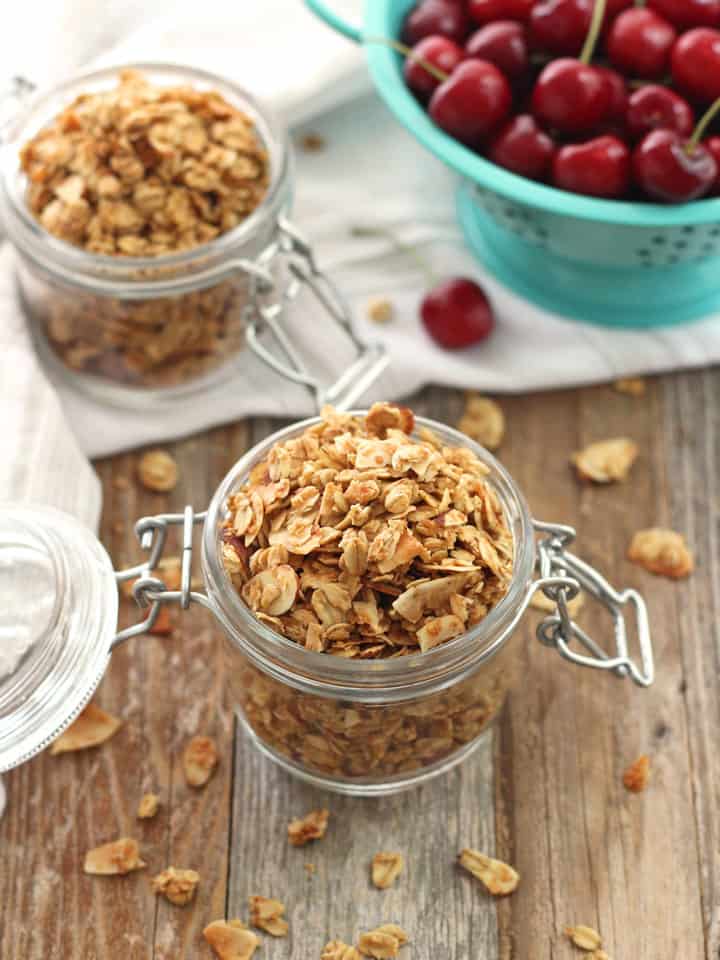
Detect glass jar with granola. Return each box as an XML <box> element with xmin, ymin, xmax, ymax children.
<box><xmin>0</xmin><ymin>66</ymin><xmax>385</xmax><ymax>408</ymax></box>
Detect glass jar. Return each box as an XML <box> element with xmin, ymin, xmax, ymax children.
<box><xmin>0</xmin><ymin>414</ymin><xmax>655</xmax><ymax>796</ymax></box>
<box><xmin>0</xmin><ymin>66</ymin><xmax>386</xmax><ymax>409</ymax></box>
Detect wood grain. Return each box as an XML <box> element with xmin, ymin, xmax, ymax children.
<box><xmin>0</xmin><ymin>373</ymin><xmax>717</xmax><ymax>959</ymax></box>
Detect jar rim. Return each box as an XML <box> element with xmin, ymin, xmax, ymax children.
<box><xmin>201</xmin><ymin>412</ymin><xmax>536</xmax><ymax>701</ymax></box>
<box><xmin>0</xmin><ymin>61</ymin><xmax>291</xmax><ymax>285</ymax></box>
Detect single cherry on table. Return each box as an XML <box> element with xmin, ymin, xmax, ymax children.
<box><xmin>421</xmin><ymin>277</ymin><xmax>495</xmax><ymax>349</ymax></box>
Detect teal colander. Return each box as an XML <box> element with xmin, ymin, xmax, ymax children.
<box><xmin>306</xmin><ymin>0</ymin><xmax>720</xmax><ymax>328</ymax></box>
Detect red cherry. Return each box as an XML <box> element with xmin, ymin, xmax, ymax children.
<box><xmin>403</xmin><ymin>0</ymin><xmax>471</xmax><ymax>44</ymax></box>
<box><xmin>489</xmin><ymin>114</ymin><xmax>556</xmax><ymax>179</ymax></box>
<box><xmin>647</xmin><ymin>0</ymin><xmax>720</xmax><ymax>29</ymax></box>
<box><xmin>467</xmin><ymin>0</ymin><xmax>534</xmax><ymax>25</ymax></box>
<box><xmin>627</xmin><ymin>85</ymin><xmax>695</xmax><ymax>141</ymax></box>
<box><xmin>607</xmin><ymin>8</ymin><xmax>677</xmax><ymax>78</ymax></box>
<box><xmin>429</xmin><ymin>59</ymin><xmax>512</xmax><ymax>144</ymax></box>
<box><xmin>465</xmin><ymin>21</ymin><xmax>529</xmax><ymax>83</ymax></box>
<box><xmin>529</xmin><ymin>0</ymin><xmax>592</xmax><ymax>56</ymax></box>
<box><xmin>704</xmin><ymin>136</ymin><xmax>720</xmax><ymax>191</ymax></box>
<box><xmin>633</xmin><ymin>129</ymin><xmax>717</xmax><ymax>202</ymax></box>
<box><xmin>595</xmin><ymin>66</ymin><xmax>628</xmax><ymax>120</ymax></box>
<box><xmin>420</xmin><ymin>277</ymin><xmax>495</xmax><ymax>349</ymax></box>
<box><xmin>553</xmin><ymin>135</ymin><xmax>631</xmax><ymax>198</ymax></box>
<box><xmin>531</xmin><ymin>59</ymin><xmax>611</xmax><ymax>134</ymax></box>
<box><xmin>671</xmin><ymin>29</ymin><xmax>720</xmax><ymax>103</ymax></box>
<box><xmin>404</xmin><ymin>36</ymin><xmax>464</xmax><ymax>98</ymax></box>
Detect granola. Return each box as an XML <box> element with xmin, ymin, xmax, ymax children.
<box><xmin>137</xmin><ymin>449</ymin><xmax>178</xmax><ymax>492</ymax></box>
<box><xmin>322</xmin><ymin>942</ymin><xmax>361</xmax><ymax>960</ymax></box>
<box><xmin>458</xmin><ymin>849</ymin><xmax>519</xmax><ymax>895</ymax></box>
<box><xmin>622</xmin><ymin>754</ymin><xmax>651</xmax><ymax>793</ymax></box>
<box><xmin>50</xmin><ymin>702</ymin><xmax>121</xmax><ymax>754</ymax></box>
<box><xmin>371</xmin><ymin>852</ymin><xmax>404</xmax><ymax>889</ymax></box>
<box><xmin>182</xmin><ymin>735</ymin><xmax>219</xmax><ymax>787</ymax></box>
<box><xmin>288</xmin><ymin>809</ymin><xmax>329</xmax><ymax>846</ymax></box>
<box><xmin>151</xmin><ymin>866</ymin><xmax>200</xmax><ymax>905</ymax></box>
<box><xmin>571</xmin><ymin>438</ymin><xmax>638</xmax><ymax>483</ymax></box>
<box><xmin>84</xmin><ymin>838</ymin><xmax>145</xmax><ymax>875</ymax></box>
<box><xmin>204</xmin><ymin>920</ymin><xmax>259</xmax><ymax>960</ymax></box>
<box><xmin>357</xmin><ymin>925</ymin><xmax>408</xmax><ymax>959</ymax></box>
<box><xmin>249</xmin><ymin>896</ymin><xmax>289</xmax><ymax>936</ymax></box>
<box><xmin>137</xmin><ymin>792</ymin><xmax>160</xmax><ymax>819</ymax></box>
<box><xmin>19</xmin><ymin>69</ymin><xmax>271</xmax><ymax>388</ymax></box>
<box><xmin>564</xmin><ymin>926</ymin><xmax>603</xmax><ymax>951</ymax></box>
<box><xmin>457</xmin><ymin>393</ymin><xmax>505</xmax><ymax>451</ymax></box>
<box><xmin>628</xmin><ymin>528</ymin><xmax>694</xmax><ymax>579</ymax></box>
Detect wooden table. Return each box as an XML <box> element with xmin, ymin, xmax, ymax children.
<box><xmin>1</xmin><ymin>373</ymin><xmax>717</xmax><ymax>959</ymax></box>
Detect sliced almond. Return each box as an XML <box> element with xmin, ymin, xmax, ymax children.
<box><xmin>458</xmin><ymin>849</ymin><xmax>519</xmax><ymax>895</ymax></box>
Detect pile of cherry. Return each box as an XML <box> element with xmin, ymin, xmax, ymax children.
<box><xmin>400</xmin><ymin>0</ymin><xmax>720</xmax><ymax>202</ymax></box>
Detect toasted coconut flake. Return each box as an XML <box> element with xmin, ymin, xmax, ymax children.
<box><xmin>50</xmin><ymin>703</ymin><xmax>121</xmax><ymax>754</ymax></box>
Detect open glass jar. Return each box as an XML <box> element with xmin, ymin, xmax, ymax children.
<box><xmin>0</xmin><ymin>413</ymin><xmax>654</xmax><ymax>796</ymax></box>
<box><xmin>0</xmin><ymin>66</ymin><xmax>386</xmax><ymax>409</ymax></box>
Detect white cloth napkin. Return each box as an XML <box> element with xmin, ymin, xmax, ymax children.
<box><xmin>2</xmin><ymin>0</ymin><xmax>720</xmax><ymax>460</ymax></box>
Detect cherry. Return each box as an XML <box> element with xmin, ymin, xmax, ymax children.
<box><xmin>529</xmin><ymin>0</ymin><xmax>592</xmax><ymax>56</ymax></box>
<box><xmin>403</xmin><ymin>0</ymin><xmax>471</xmax><ymax>44</ymax></box>
<box><xmin>489</xmin><ymin>114</ymin><xmax>556</xmax><ymax>179</ymax></box>
<box><xmin>704</xmin><ymin>136</ymin><xmax>720</xmax><ymax>191</ymax></box>
<box><xmin>553</xmin><ymin>135</ymin><xmax>631</xmax><ymax>197</ymax></box>
<box><xmin>467</xmin><ymin>0</ymin><xmax>534</xmax><ymax>25</ymax></box>
<box><xmin>421</xmin><ymin>277</ymin><xmax>495</xmax><ymax>349</ymax></box>
<box><xmin>404</xmin><ymin>36</ymin><xmax>464</xmax><ymax>98</ymax></box>
<box><xmin>465</xmin><ymin>21</ymin><xmax>529</xmax><ymax>84</ymax></box>
<box><xmin>671</xmin><ymin>29</ymin><xmax>720</xmax><ymax>104</ymax></box>
<box><xmin>647</xmin><ymin>0</ymin><xmax>720</xmax><ymax>29</ymax></box>
<box><xmin>595</xmin><ymin>66</ymin><xmax>628</xmax><ymax>120</ymax></box>
<box><xmin>627</xmin><ymin>85</ymin><xmax>695</xmax><ymax>141</ymax></box>
<box><xmin>532</xmin><ymin>59</ymin><xmax>611</xmax><ymax>133</ymax></box>
<box><xmin>607</xmin><ymin>8</ymin><xmax>676</xmax><ymax>79</ymax></box>
<box><xmin>429</xmin><ymin>59</ymin><xmax>512</xmax><ymax>144</ymax></box>
<box><xmin>633</xmin><ymin>130</ymin><xmax>717</xmax><ymax>202</ymax></box>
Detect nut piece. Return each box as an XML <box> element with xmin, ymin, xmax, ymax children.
<box><xmin>564</xmin><ymin>925</ymin><xmax>603</xmax><ymax>951</ymax></box>
<box><xmin>372</xmin><ymin>852</ymin><xmax>404</xmax><ymax>889</ymax></box>
<box><xmin>529</xmin><ymin>590</ymin><xmax>584</xmax><ymax>618</ymax></box>
<box><xmin>458</xmin><ymin>849</ymin><xmax>519</xmax><ymax>895</ymax></box>
<box><xmin>322</xmin><ymin>941</ymin><xmax>361</xmax><ymax>960</ymax></box>
<box><xmin>84</xmin><ymin>838</ymin><xmax>146</xmax><ymax>875</ymax></box>
<box><xmin>249</xmin><ymin>895</ymin><xmax>288</xmax><ymax>936</ymax></box>
<box><xmin>614</xmin><ymin>378</ymin><xmax>645</xmax><ymax>396</ymax></box>
<box><xmin>357</xmin><ymin>925</ymin><xmax>408</xmax><ymax>959</ymax></box>
<box><xmin>183</xmin><ymin>735</ymin><xmax>219</xmax><ymax>788</ymax></box>
<box><xmin>457</xmin><ymin>393</ymin><xmax>505</xmax><ymax>450</ymax></box>
<box><xmin>571</xmin><ymin>438</ymin><xmax>638</xmax><ymax>483</ymax></box>
<box><xmin>367</xmin><ymin>297</ymin><xmax>394</xmax><ymax>324</ymax></box>
<box><xmin>628</xmin><ymin>528</ymin><xmax>694</xmax><ymax>579</ymax></box>
<box><xmin>204</xmin><ymin>920</ymin><xmax>259</xmax><ymax>960</ymax></box>
<box><xmin>288</xmin><ymin>808</ymin><xmax>329</xmax><ymax>846</ymax></box>
<box><xmin>137</xmin><ymin>792</ymin><xmax>160</xmax><ymax>819</ymax></box>
<box><xmin>622</xmin><ymin>754</ymin><xmax>651</xmax><ymax>793</ymax></box>
<box><xmin>152</xmin><ymin>866</ymin><xmax>200</xmax><ymax>905</ymax></box>
<box><xmin>138</xmin><ymin>449</ymin><xmax>178</xmax><ymax>492</ymax></box>
<box><xmin>50</xmin><ymin>702</ymin><xmax>122</xmax><ymax>754</ymax></box>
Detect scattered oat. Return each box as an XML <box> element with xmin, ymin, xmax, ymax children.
<box><xmin>182</xmin><ymin>735</ymin><xmax>219</xmax><ymax>788</ymax></box>
<box><xmin>288</xmin><ymin>808</ymin><xmax>329</xmax><ymax>846</ymax></box>
<box><xmin>372</xmin><ymin>852</ymin><xmax>404</xmax><ymax>889</ymax></box>
<box><xmin>322</xmin><ymin>942</ymin><xmax>361</xmax><ymax>960</ymax></box>
<box><xmin>249</xmin><ymin>896</ymin><xmax>288</xmax><ymax>936</ymax></box>
<box><xmin>623</xmin><ymin>754</ymin><xmax>651</xmax><ymax>793</ymax></box>
<box><xmin>357</xmin><ymin>925</ymin><xmax>408</xmax><ymax>959</ymax></box>
<box><xmin>564</xmin><ymin>925</ymin><xmax>603</xmax><ymax>951</ymax></box>
<box><xmin>204</xmin><ymin>920</ymin><xmax>259</xmax><ymax>960</ymax></box>
<box><xmin>367</xmin><ymin>297</ymin><xmax>394</xmax><ymax>324</ymax></box>
<box><xmin>151</xmin><ymin>866</ymin><xmax>200</xmax><ymax>905</ymax></box>
<box><xmin>628</xmin><ymin>528</ymin><xmax>694</xmax><ymax>579</ymax></box>
<box><xmin>529</xmin><ymin>590</ymin><xmax>584</xmax><ymax>618</ymax></box>
<box><xmin>138</xmin><ymin>449</ymin><xmax>178</xmax><ymax>492</ymax></box>
<box><xmin>84</xmin><ymin>838</ymin><xmax>145</xmax><ymax>875</ymax></box>
<box><xmin>614</xmin><ymin>378</ymin><xmax>646</xmax><ymax>396</ymax></box>
<box><xmin>458</xmin><ymin>849</ymin><xmax>519</xmax><ymax>895</ymax></box>
<box><xmin>571</xmin><ymin>438</ymin><xmax>638</xmax><ymax>483</ymax></box>
<box><xmin>50</xmin><ymin>702</ymin><xmax>122</xmax><ymax>754</ymax></box>
<box><xmin>457</xmin><ymin>393</ymin><xmax>505</xmax><ymax>450</ymax></box>
<box><xmin>137</xmin><ymin>792</ymin><xmax>160</xmax><ymax>819</ymax></box>
<box><xmin>299</xmin><ymin>132</ymin><xmax>326</xmax><ymax>152</ymax></box>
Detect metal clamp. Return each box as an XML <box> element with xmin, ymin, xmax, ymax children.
<box><xmin>111</xmin><ymin>506</ymin><xmax>211</xmax><ymax>649</ymax></box>
<box><xmin>524</xmin><ymin>520</ymin><xmax>654</xmax><ymax>687</ymax></box>
<box><xmin>244</xmin><ymin>215</ymin><xmax>389</xmax><ymax>411</ymax></box>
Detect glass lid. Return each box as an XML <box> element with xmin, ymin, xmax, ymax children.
<box><xmin>0</xmin><ymin>503</ymin><xmax>118</xmax><ymax>772</ymax></box>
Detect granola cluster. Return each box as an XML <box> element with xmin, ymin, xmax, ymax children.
<box><xmin>222</xmin><ymin>404</ymin><xmax>514</xmax><ymax>658</ymax></box>
<box><xmin>19</xmin><ymin>69</ymin><xmax>272</xmax><ymax>387</ymax></box>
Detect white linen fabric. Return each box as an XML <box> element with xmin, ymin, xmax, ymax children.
<box><xmin>1</xmin><ymin>0</ymin><xmax>719</xmax><ymax>460</ymax></box>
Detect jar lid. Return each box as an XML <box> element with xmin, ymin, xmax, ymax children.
<box><xmin>0</xmin><ymin>504</ymin><xmax>118</xmax><ymax>772</ymax></box>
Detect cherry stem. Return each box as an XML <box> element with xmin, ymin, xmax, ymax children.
<box><xmin>687</xmin><ymin>95</ymin><xmax>720</xmax><ymax>152</ymax></box>
<box><xmin>350</xmin><ymin>224</ymin><xmax>437</xmax><ymax>285</ymax></box>
<box><xmin>580</xmin><ymin>0</ymin><xmax>608</xmax><ymax>64</ymax></box>
<box><xmin>363</xmin><ymin>35</ymin><xmax>449</xmax><ymax>83</ymax></box>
